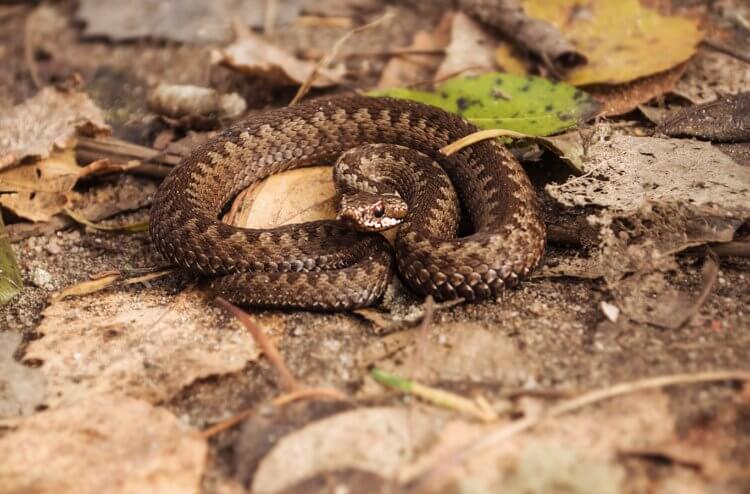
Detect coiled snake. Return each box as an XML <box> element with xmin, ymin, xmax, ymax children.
<box><xmin>149</xmin><ymin>96</ymin><xmax>545</xmax><ymax>310</ymax></box>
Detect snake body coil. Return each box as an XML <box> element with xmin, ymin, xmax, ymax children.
<box><xmin>150</xmin><ymin>96</ymin><xmax>545</xmax><ymax>310</ymax></box>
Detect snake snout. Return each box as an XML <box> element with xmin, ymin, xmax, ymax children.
<box><xmin>338</xmin><ymin>193</ymin><xmax>407</xmax><ymax>232</ymax></box>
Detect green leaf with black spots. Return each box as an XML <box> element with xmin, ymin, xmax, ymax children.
<box><xmin>0</xmin><ymin>214</ymin><xmax>22</xmax><ymax>305</ymax></box>
<box><xmin>370</xmin><ymin>73</ymin><xmax>600</xmax><ymax>136</ymax></box>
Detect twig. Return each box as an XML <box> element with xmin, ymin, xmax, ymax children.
<box><xmin>701</xmin><ymin>38</ymin><xmax>750</xmax><ymax>65</ymax></box>
<box><xmin>290</xmin><ymin>12</ymin><xmax>394</xmax><ymax>105</ymax></box>
<box><xmin>23</xmin><ymin>8</ymin><xmax>42</xmax><ymax>89</ymax></box>
<box><xmin>408</xmin><ymin>370</ymin><xmax>750</xmax><ymax>492</ymax></box>
<box><xmin>263</xmin><ymin>0</ymin><xmax>277</xmax><ymax>35</ymax></box>
<box><xmin>272</xmin><ymin>387</ymin><xmax>348</xmax><ymax>406</ymax></box>
<box><xmin>215</xmin><ymin>297</ymin><xmax>300</xmax><ymax>392</ymax></box>
<box><xmin>346</xmin><ymin>47</ymin><xmax>446</xmax><ymax>58</ymax></box>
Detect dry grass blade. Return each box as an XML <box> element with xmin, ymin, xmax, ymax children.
<box><xmin>440</xmin><ymin>129</ymin><xmax>530</xmax><ymax>156</ymax></box>
<box><xmin>64</xmin><ymin>207</ymin><xmax>149</xmax><ymax>233</ymax></box>
<box><xmin>409</xmin><ymin>370</ymin><xmax>750</xmax><ymax>492</ymax></box>
<box><xmin>289</xmin><ymin>12</ymin><xmax>394</xmax><ymax>105</ymax></box>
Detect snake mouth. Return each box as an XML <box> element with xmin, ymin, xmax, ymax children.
<box><xmin>337</xmin><ymin>209</ymin><xmax>403</xmax><ymax>232</ymax></box>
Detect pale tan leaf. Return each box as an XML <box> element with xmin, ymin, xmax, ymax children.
<box><xmin>0</xmin><ymin>394</ymin><xmax>206</xmax><ymax>494</ymax></box>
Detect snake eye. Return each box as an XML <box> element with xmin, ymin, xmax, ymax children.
<box><xmin>372</xmin><ymin>203</ymin><xmax>385</xmax><ymax>218</ymax></box>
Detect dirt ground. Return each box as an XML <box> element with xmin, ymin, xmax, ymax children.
<box><xmin>1</xmin><ymin>1</ymin><xmax>749</xmax><ymax>494</ymax></box>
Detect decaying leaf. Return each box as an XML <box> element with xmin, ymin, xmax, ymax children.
<box><xmin>0</xmin><ymin>149</ymin><xmax>81</xmax><ymax>222</ymax></box>
<box><xmin>377</xmin><ymin>12</ymin><xmax>452</xmax><ymax>89</ymax></box>
<box><xmin>251</xmin><ymin>406</ymin><xmax>445</xmax><ymax>493</ymax></box>
<box><xmin>674</xmin><ymin>49</ymin><xmax>750</xmax><ymax>104</ymax></box>
<box><xmin>527</xmin><ymin>0</ymin><xmax>703</xmax><ymax>86</ymax></box>
<box><xmin>0</xmin><ymin>394</ymin><xmax>206</xmax><ymax>494</ymax></box>
<box><xmin>659</xmin><ymin>92</ymin><xmax>750</xmax><ymax>142</ymax></box>
<box><xmin>373</xmin><ymin>73</ymin><xmax>600</xmax><ymax>135</ymax></box>
<box><xmin>434</xmin><ymin>12</ymin><xmax>497</xmax><ymax>81</ymax></box>
<box><xmin>77</xmin><ymin>0</ymin><xmax>302</xmax><ymax>43</ymax></box>
<box><xmin>0</xmin><ymin>332</ymin><xmax>46</xmax><ymax>418</ymax></box>
<box><xmin>23</xmin><ymin>288</ymin><xmax>261</xmax><ymax>407</ymax></box>
<box><xmin>588</xmin><ymin>64</ymin><xmax>688</xmax><ymax>117</ymax></box>
<box><xmin>485</xmin><ymin>0</ymin><xmax>702</xmax><ymax>86</ymax></box>
<box><xmin>0</xmin><ymin>214</ymin><xmax>22</xmax><ymax>305</ymax></box>
<box><xmin>148</xmin><ymin>84</ymin><xmax>247</xmax><ymax>122</ymax></box>
<box><xmin>227</xmin><ymin>166</ymin><xmax>337</xmax><ymax>229</ymax></box>
<box><xmin>547</xmin><ymin>135</ymin><xmax>750</xmax><ymax>215</ymax></box>
<box><xmin>0</xmin><ymin>86</ymin><xmax>110</xmax><ymax>170</ymax></box>
<box><xmin>214</xmin><ymin>33</ymin><xmax>345</xmax><ymax>88</ymax></box>
<box><xmin>461</xmin><ymin>0</ymin><xmax>587</xmax><ymax>76</ymax></box>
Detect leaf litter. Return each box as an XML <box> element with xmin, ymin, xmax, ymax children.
<box><xmin>2</xmin><ymin>1</ymin><xmax>750</xmax><ymax>493</ymax></box>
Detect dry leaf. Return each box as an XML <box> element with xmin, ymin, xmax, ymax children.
<box><xmin>0</xmin><ymin>86</ymin><xmax>110</xmax><ymax>170</ymax></box>
<box><xmin>148</xmin><ymin>84</ymin><xmax>247</xmax><ymax>121</ymax></box>
<box><xmin>77</xmin><ymin>0</ymin><xmax>302</xmax><ymax>43</ymax></box>
<box><xmin>588</xmin><ymin>64</ymin><xmax>688</xmax><ymax>117</ymax></box>
<box><xmin>251</xmin><ymin>406</ymin><xmax>445</xmax><ymax>493</ymax></box>
<box><xmin>23</xmin><ymin>288</ymin><xmax>261</xmax><ymax>407</ymax></box>
<box><xmin>546</xmin><ymin>135</ymin><xmax>750</xmax><ymax>214</ymax></box>
<box><xmin>227</xmin><ymin>166</ymin><xmax>336</xmax><ymax>228</ymax></box>
<box><xmin>487</xmin><ymin>0</ymin><xmax>703</xmax><ymax>86</ymax></box>
<box><xmin>214</xmin><ymin>33</ymin><xmax>345</xmax><ymax>88</ymax></box>
<box><xmin>403</xmin><ymin>390</ymin><xmax>675</xmax><ymax>491</ymax></box>
<box><xmin>0</xmin><ymin>394</ymin><xmax>206</xmax><ymax>494</ymax></box>
<box><xmin>0</xmin><ymin>332</ymin><xmax>46</xmax><ymax>418</ymax></box>
<box><xmin>674</xmin><ymin>49</ymin><xmax>750</xmax><ymax>104</ymax></box>
<box><xmin>0</xmin><ymin>149</ymin><xmax>81</xmax><ymax>222</ymax></box>
<box><xmin>377</xmin><ymin>12</ymin><xmax>452</xmax><ymax>89</ymax></box>
<box><xmin>435</xmin><ymin>12</ymin><xmax>498</xmax><ymax>81</ymax></box>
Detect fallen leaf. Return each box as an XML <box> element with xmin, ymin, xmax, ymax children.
<box><xmin>373</xmin><ymin>73</ymin><xmax>600</xmax><ymax>135</ymax></box>
<box><xmin>546</xmin><ymin>135</ymin><xmax>750</xmax><ymax>214</ymax></box>
<box><xmin>77</xmin><ymin>0</ymin><xmax>302</xmax><ymax>43</ymax></box>
<box><xmin>434</xmin><ymin>12</ymin><xmax>497</xmax><ymax>81</ymax></box>
<box><xmin>148</xmin><ymin>84</ymin><xmax>247</xmax><ymax>122</ymax></box>
<box><xmin>0</xmin><ymin>86</ymin><xmax>110</xmax><ymax>170</ymax></box>
<box><xmin>0</xmin><ymin>214</ymin><xmax>22</xmax><ymax>305</ymax></box>
<box><xmin>674</xmin><ymin>49</ymin><xmax>750</xmax><ymax>104</ymax></box>
<box><xmin>588</xmin><ymin>64</ymin><xmax>688</xmax><ymax>117</ymax></box>
<box><xmin>461</xmin><ymin>0</ymin><xmax>587</xmax><ymax>76</ymax></box>
<box><xmin>524</xmin><ymin>0</ymin><xmax>703</xmax><ymax>86</ymax></box>
<box><xmin>23</xmin><ymin>288</ymin><xmax>261</xmax><ymax>407</ymax></box>
<box><xmin>0</xmin><ymin>149</ymin><xmax>81</xmax><ymax>222</ymax></box>
<box><xmin>0</xmin><ymin>332</ymin><xmax>46</xmax><ymax>418</ymax></box>
<box><xmin>214</xmin><ymin>33</ymin><xmax>345</xmax><ymax>88</ymax></box>
<box><xmin>403</xmin><ymin>390</ymin><xmax>675</xmax><ymax>491</ymax></box>
<box><xmin>659</xmin><ymin>92</ymin><xmax>750</xmax><ymax>142</ymax></box>
<box><xmin>251</xmin><ymin>406</ymin><xmax>445</xmax><ymax>493</ymax></box>
<box><xmin>227</xmin><ymin>166</ymin><xmax>337</xmax><ymax>229</ymax></box>
<box><xmin>0</xmin><ymin>394</ymin><xmax>206</xmax><ymax>494</ymax></box>
<box><xmin>377</xmin><ymin>12</ymin><xmax>452</xmax><ymax>89</ymax></box>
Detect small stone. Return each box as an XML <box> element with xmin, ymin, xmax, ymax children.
<box><xmin>45</xmin><ymin>240</ymin><xmax>62</xmax><ymax>255</ymax></box>
<box><xmin>31</xmin><ymin>268</ymin><xmax>54</xmax><ymax>290</ymax></box>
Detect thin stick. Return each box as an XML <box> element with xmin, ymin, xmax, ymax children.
<box><xmin>289</xmin><ymin>12</ymin><xmax>394</xmax><ymax>105</ymax></box>
<box><xmin>23</xmin><ymin>9</ymin><xmax>42</xmax><ymax>89</ymax></box>
<box><xmin>408</xmin><ymin>370</ymin><xmax>750</xmax><ymax>492</ymax></box>
<box><xmin>215</xmin><ymin>297</ymin><xmax>301</xmax><ymax>392</ymax></box>
<box><xmin>272</xmin><ymin>387</ymin><xmax>348</xmax><ymax>406</ymax></box>
<box><xmin>346</xmin><ymin>48</ymin><xmax>446</xmax><ymax>58</ymax></box>
<box><xmin>701</xmin><ymin>39</ymin><xmax>750</xmax><ymax>65</ymax></box>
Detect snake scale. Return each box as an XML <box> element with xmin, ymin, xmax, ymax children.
<box><xmin>149</xmin><ymin>95</ymin><xmax>546</xmax><ymax>310</ymax></box>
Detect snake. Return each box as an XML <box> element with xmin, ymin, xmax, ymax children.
<box><xmin>149</xmin><ymin>95</ymin><xmax>546</xmax><ymax>310</ymax></box>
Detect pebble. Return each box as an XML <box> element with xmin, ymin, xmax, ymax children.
<box><xmin>31</xmin><ymin>267</ymin><xmax>54</xmax><ymax>290</ymax></box>
<box><xmin>45</xmin><ymin>239</ymin><xmax>62</xmax><ymax>255</ymax></box>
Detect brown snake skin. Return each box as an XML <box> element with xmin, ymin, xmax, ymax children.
<box><xmin>149</xmin><ymin>95</ymin><xmax>546</xmax><ymax>310</ymax></box>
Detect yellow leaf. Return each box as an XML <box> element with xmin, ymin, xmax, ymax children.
<box><xmin>521</xmin><ymin>0</ymin><xmax>702</xmax><ymax>85</ymax></box>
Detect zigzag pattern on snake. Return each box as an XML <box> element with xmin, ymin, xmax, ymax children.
<box><xmin>149</xmin><ymin>95</ymin><xmax>546</xmax><ymax>310</ymax></box>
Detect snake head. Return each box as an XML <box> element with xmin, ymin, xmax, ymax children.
<box><xmin>337</xmin><ymin>192</ymin><xmax>408</xmax><ymax>232</ymax></box>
